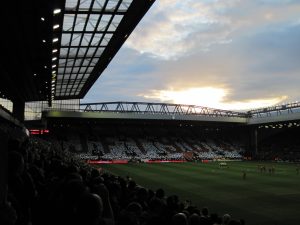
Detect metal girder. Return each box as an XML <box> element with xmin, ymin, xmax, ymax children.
<box><xmin>248</xmin><ymin>102</ymin><xmax>300</xmax><ymax>118</ymax></box>
<box><xmin>80</xmin><ymin>101</ymin><xmax>247</xmax><ymax>118</ymax></box>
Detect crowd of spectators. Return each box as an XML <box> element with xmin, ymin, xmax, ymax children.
<box><xmin>88</xmin><ymin>136</ymin><xmax>243</xmax><ymax>161</ymax></box>
<box><xmin>50</xmin><ymin>132</ymin><xmax>244</xmax><ymax>161</ymax></box>
<box><xmin>1</xmin><ymin>128</ymin><xmax>245</xmax><ymax>225</ymax></box>
<box><xmin>255</xmin><ymin>127</ymin><xmax>300</xmax><ymax>162</ymax></box>
<box><xmin>52</xmin><ymin>124</ymin><xmax>300</xmax><ymax>163</ymax></box>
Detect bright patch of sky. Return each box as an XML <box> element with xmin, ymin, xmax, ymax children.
<box><xmin>141</xmin><ymin>87</ymin><xmax>287</xmax><ymax>110</ymax></box>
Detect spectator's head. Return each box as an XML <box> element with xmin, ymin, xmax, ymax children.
<box><xmin>239</xmin><ymin>219</ymin><xmax>245</xmax><ymax>225</ymax></box>
<box><xmin>137</xmin><ymin>187</ymin><xmax>148</xmax><ymax>201</ymax></box>
<box><xmin>66</xmin><ymin>164</ymin><xmax>79</xmax><ymax>174</ymax></box>
<box><xmin>201</xmin><ymin>207</ymin><xmax>209</xmax><ymax>217</ymax></box>
<box><xmin>148</xmin><ymin>189</ymin><xmax>155</xmax><ymax>200</ymax></box>
<box><xmin>90</xmin><ymin>169</ymin><xmax>101</xmax><ymax>179</ymax></box>
<box><xmin>189</xmin><ymin>213</ymin><xmax>200</xmax><ymax>225</ymax></box>
<box><xmin>156</xmin><ymin>188</ymin><xmax>165</xmax><ymax>199</ymax></box>
<box><xmin>126</xmin><ymin>202</ymin><xmax>143</xmax><ymax>217</ymax></box>
<box><xmin>167</xmin><ymin>195</ymin><xmax>180</xmax><ymax>212</ymax></box>
<box><xmin>172</xmin><ymin>213</ymin><xmax>187</xmax><ymax>225</ymax></box>
<box><xmin>75</xmin><ymin>193</ymin><xmax>103</xmax><ymax>225</ymax></box>
<box><xmin>210</xmin><ymin>213</ymin><xmax>221</xmax><ymax>224</ymax></box>
<box><xmin>149</xmin><ymin>197</ymin><xmax>165</xmax><ymax>214</ymax></box>
<box><xmin>128</xmin><ymin>180</ymin><xmax>136</xmax><ymax>190</ymax></box>
<box><xmin>223</xmin><ymin>214</ymin><xmax>231</xmax><ymax>225</ymax></box>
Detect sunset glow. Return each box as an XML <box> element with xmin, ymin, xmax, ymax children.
<box><xmin>142</xmin><ymin>87</ymin><xmax>287</xmax><ymax>110</ymax></box>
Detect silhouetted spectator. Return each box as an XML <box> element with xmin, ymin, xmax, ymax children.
<box><xmin>223</xmin><ymin>214</ymin><xmax>231</xmax><ymax>225</ymax></box>
<box><xmin>172</xmin><ymin>212</ymin><xmax>187</xmax><ymax>225</ymax></box>
<box><xmin>75</xmin><ymin>193</ymin><xmax>105</xmax><ymax>225</ymax></box>
<box><xmin>189</xmin><ymin>213</ymin><xmax>200</xmax><ymax>225</ymax></box>
<box><xmin>156</xmin><ymin>188</ymin><xmax>165</xmax><ymax>199</ymax></box>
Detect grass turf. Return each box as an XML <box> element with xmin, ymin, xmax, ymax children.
<box><xmin>99</xmin><ymin>161</ymin><xmax>300</xmax><ymax>225</ymax></box>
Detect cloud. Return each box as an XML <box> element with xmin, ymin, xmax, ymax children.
<box><xmin>134</xmin><ymin>18</ymin><xmax>300</xmax><ymax>106</ymax></box>
<box><xmin>84</xmin><ymin>0</ymin><xmax>300</xmax><ymax>110</ymax></box>
<box><xmin>125</xmin><ymin>0</ymin><xmax>300</xmax><ymax>60</ymax></box>
<box><xmin>125</xmin><ymin>0</ymin><xmax>237</xmax><ymax>60</ymax></box>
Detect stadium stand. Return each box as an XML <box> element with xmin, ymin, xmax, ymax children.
<box><xmin>46</xmin><ymin>125</ymin><xmax>245</xmax><ymax>162</ymax></box>
<box><xmin>256</xmin><ymin>127</ymin><xmax>300</xmax><ymax>162</ymax></box>
<box><xmin>2</xmin><ymin>107</ymin><xmax>300</xmax><ymax>225</ymax></box>
<box><xmin>2</xmin><ymin>119</ymin><xmax>248</xmax><ymax>225</ymax></box>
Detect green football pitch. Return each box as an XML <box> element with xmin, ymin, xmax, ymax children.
<box><xmin>99</xmin><ymin>161</ymin><xmax>300</xmax><ymax>225</ymax></box>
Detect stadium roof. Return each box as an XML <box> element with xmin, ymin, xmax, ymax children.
<box><xmin>1</xmin><ymin>0</ymin><xmax>154</xmax><ymax>105</ymax></box>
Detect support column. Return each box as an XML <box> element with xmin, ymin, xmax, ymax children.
<box><xmin>248</xmin><ymin>126</ymin><xmax>258</xmax><ymax>157</ymax></box>
<box><xmin>0</xmin><ymin>130</ymin><xmax>8</xmax><ymax>204</ymax></box>
<box><xmin>13</xmin><ymin>99</ymin><xmax>25</xmax><ymax>122</ymax></box>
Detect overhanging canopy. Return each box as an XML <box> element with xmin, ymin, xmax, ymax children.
<box><xmin>0</xmin><ymin>0</ymin><xmax>155</xmax><ymax>105</ymax></box>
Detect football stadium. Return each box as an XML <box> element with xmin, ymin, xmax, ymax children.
<box><xmin>1</xmin><ymin>1</ymin><xmax>300</xmax><ymax>225</ymax></box>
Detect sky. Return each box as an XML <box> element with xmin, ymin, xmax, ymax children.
<box><xmin>82</xmin><ymin>0</ymin><xmax>300</xmax><ymax>111</ymax></box>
